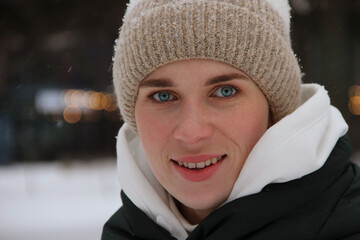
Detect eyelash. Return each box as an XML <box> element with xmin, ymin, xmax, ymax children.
<box><xmin>149</xmin><ymin>91</ymin><xmax>177</xmax><ymax>103</ymax></box>
<box><xmin>212</xmin><ymin>85</ymin><xmax>238</xmax><ymax>98</ymax></box>
<box><xmin>148</xmin><ymin>85</ymin><xmax>239</xmax><ymax>103</ymax></box>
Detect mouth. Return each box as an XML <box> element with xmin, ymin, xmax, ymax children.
<box><xmin>171</xmin><ymin>154</ymin><xmax>227</xmax><ymax>170</ymax></box>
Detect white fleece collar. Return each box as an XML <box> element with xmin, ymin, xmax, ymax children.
<box><xmin>116</xmin><ymin>84</ymin><xmax>348</xmax><ymax>240</ymax></box>
<box><xmin>116</xmin><ymin>116</ymin><xmax>188</xmax><ymax>239</ymax></box>
<box><xmin>225</xmin><ymin>84</ymin><xmax>348</xmax><ymax>203</ymax></box>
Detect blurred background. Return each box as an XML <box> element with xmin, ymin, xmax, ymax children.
<box><xmin>0</xmin><ymin>0</ymin><xmax>359</xmax><ymax>239</ymax></box>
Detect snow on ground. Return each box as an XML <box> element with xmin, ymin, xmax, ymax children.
<box><xmin>0</xmin><ymin>158</ymin><xmax>121</xmax><ymax>240</ymax></box>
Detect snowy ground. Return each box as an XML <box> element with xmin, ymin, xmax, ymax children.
<box><xmin>0</xmin><ymin>158</ymin><xmax>121</xmax><ymax>240</ymax></box>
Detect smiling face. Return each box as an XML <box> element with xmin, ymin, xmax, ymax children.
<box><xmin>135</xmin><ymin>59</ymin><xmax>270</xmax><ymax>223</ymax></box>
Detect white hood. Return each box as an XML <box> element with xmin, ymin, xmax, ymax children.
<box><xmin>115</xmin><ymin>84</ymin><xmax>348</xmax><ymax>240</ymax></box>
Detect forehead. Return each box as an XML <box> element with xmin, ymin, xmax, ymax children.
<box><xmin>140</xmin><ymin>59</ymin><xmax>250</xmax><ymax>87</ymax></box>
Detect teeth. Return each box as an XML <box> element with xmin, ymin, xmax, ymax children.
<box><xmin>188</xmin><ymin>163</ymin><xmax>196</xmax><ymax>169</ymax></box>
<box><xmin>211</xmin><ymin>157</ymin><xmax>218</xmax><ymax>164</ymax></box>
<box><xmin>196</xmin><ymin>162</ymin><xmax>205</xmax><ymax>169</ymax></box>
<box><xmin>175</xmin><ymin>155</ymin><xmax>225</xmax><ymax>170</ymax></box>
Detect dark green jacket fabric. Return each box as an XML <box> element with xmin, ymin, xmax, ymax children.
<box><xmin>102</xmin><ymin>136</ymin><xmax>360</xmax><ymax>240</ymax></box>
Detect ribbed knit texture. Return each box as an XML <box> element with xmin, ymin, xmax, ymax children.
<box><xmin>113</xmin><ymin>0</ymin><xmax>302</xmax><ymax>132</ymax></box>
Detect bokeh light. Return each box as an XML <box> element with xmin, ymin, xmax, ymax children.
<box><xmin>63</xmin><ymin>106</ymin><xmax>82</xmax><ymax>124</ymax></box>
<box><xmin>349</xmin><ymin>96</ymin><xmax>360</xmax><ymax>115</ymax></box>
<box><xmin>82</xmin><ymin>91</ymin><xmax>92</xmax><ymax>109</ymax></box>
<box><xmin>102</xmin><ymin>93</ymin><xmax>118</xmax><ymax>112</ymax></box>
<box><xmin>70</xmin><ymin>90</ymin><xmax>84</xmax><ymax>107</ymax></box>
<box><xmin>64</xmin><ymin>89</ymin><xmax>75</xmax><ymax>106</ymax></box>
<box><xmin>43</xmin><ymin>88</ymin><xmax>118</xmax><ymax>124</ymax></box>
<box><xmin>349</xmin><ymin>85</ymin><xmax>360</xmax><ymax>115</ymax></box>
<box><xmin>349</xmin><ymin>85</ymin><xmax>360</xmax><ymax>99</ymax></box>
<box><xmin>89</xmin><ymin>92</ymin><xmax>104</xmax><ymax>111</ymax></box>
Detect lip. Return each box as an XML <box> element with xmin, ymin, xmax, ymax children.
<box><xmin>172</xmin><ymin>155</ymin><xmax>226</xmax><ymax>182</ymax></box>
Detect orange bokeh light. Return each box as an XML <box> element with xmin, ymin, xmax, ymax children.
<box><xmin>89</xmin><ymin>92</ymin><xmax>104</xmax><ymax>110</ymax></box>
<box><xmin>63</xmin><ymin>106</ymin><xmax>82</xmax><ymax>123</ymax></box>
<box><xmin>349</xmin><ymin>96</ymin><xmax>360</xmax><ymax>115</ymax></box>
<box><xmin>349</xmin><ymin>85</ymin><xmax>360</xmax><ymax>98</ymax></box>
<box><xmin>81</xmin><ymin>91</ymin><xmax>92</xmax><ymax>109</ymax></box>
<box><xmin>64</xmin><ymin>89</ymin><xmax>74</xmax><ymax>106</ymax></box>
<box><xmin>70</xmin><ymin>90</ymin><xmax>84</xmax><ymax>107</ymax></box>
<box><xmin>101</xmin><ymin>93</ymin><xmax>118</xmax><ymax>112</ymax></box>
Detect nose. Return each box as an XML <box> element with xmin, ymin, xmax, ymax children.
<box><xmin>173</xmin><ymin>102</ymin><xmax>213</xmax><ymax>146</ymax></box>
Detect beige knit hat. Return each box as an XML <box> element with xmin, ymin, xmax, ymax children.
<box><xmin>113</xmin><ymin>0</ymin><xmax>302</xmax><ymax>132</ymax></box>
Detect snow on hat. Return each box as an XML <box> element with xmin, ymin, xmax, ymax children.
<box><xmin>113</xmin><ymin>0</ymin><xmax>302</xmax><ymax>132</ymax></box>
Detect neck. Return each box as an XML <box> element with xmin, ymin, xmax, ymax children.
<box><xmin>176</xmin><ymin>200</ymin><xmax>216</xmax><ymax>224</ymax></box>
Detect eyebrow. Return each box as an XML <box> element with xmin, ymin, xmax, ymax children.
<box><xmin>139</xmin><ymin>73</ymin><xmax>246</xmax><ymax>88</ymax></box>
<box><xmin>139</xmin><ymin>78</ymin><xmax>174</xmax><ymax>88</ymax></box>
<box><xmin>205</xmin><ymin>73</ymin><xmax>246</xmax><ymax>86</ymax></box>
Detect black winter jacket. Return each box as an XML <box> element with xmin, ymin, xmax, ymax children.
<box><xmin>102</xmin><ymin>136</ymin><xmax>360</xmax><ymax>240</ymax></box>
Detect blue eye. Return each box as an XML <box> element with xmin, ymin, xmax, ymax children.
<box><xmin>213</xmin><ymin>86</ymin><xmax>237</xmax><ymax>98</ymax></box>
<box><xmin>152</xmin><ymin>91</ymin><xmax>175</xmax><ymax>102</ymax></box>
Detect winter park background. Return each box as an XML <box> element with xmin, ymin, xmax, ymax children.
<box><xmin>0</xmin><ymin>0</ymin><xmax>359</xmax><ymax>239</ymax></box>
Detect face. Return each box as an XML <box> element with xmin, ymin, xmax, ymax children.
<box><xmin>135</xmin><ymin>59</ymin><xmax>269</xmax><ymax>222</ymax></box>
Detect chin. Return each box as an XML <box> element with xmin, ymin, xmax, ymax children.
<box><xmin>178</xmin><ymin>188</ymin><xmax>229</xmax><ymax>212</ymax></box>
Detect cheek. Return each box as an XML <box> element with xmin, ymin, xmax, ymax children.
<box><xmin>135</xmin><ymin>109</ymin><xmax>177</xmax><ymax>187</ymax></box>
<box><xmin>219</xmin><ymin>102</ymin><xmax>269</xmax><ymax>150</ymax></box>
<box><xmin>137</xmin><ymin>109</ymin><xmax>171</xmax><ymax>138</ymax></box>
<box><xmin>135</xmin><ymin>107</ymin><xmax>173</xmax><ymax>159</ymax></box>
<box><xmin>242</xmin><ymin>105</ymin><xmax>269</xmax><ymax>147</ymax></box>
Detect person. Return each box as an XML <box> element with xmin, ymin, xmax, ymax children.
<box><xmin>102</xmin><ymin>0</ymin><xmax>360</xmax><ymax>239</ymax></box>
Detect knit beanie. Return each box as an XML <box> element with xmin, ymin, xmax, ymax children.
<box><xmin>113</xmin><ymin>0</ymin><xmax>302</xmax><ymax>132</ymax></box>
